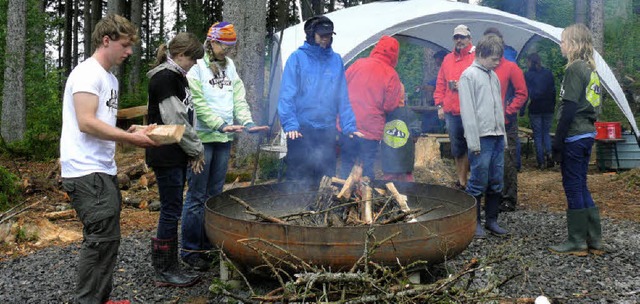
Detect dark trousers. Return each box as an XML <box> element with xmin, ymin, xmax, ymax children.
<box><xmin>530</xmin><ymin>113</ymin><xmax>554</xmax><ymax>166</ymax></box>
<box><xmin>561</xmin><ymin>137</ymin><xmax>596</xmax><ymax>210</ymax></box>
<box><xmin>62</xmin><ymin>173</ymin><xmax>121</xmax><ymax>304</ymax></box>
<box><xmin>154</xmin><ymin>166</ymin><xmax>187</xmax><ymax>240</ymax></box>
<box><xmin>502</xmin><ymin>122</ymin><xmax>519</xmax><ymax>205</ymax></box>
<box><xmin>339</xmin><ymin>135</ymin><xmax>379</xmax><ymax>180</ymax></box>
<box><xmin>285</xmin><ymin>127</ymin><xmax>337</xmax><ymax>185</ymax></box>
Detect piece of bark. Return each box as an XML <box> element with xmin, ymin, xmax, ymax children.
<box><xmin>337</xmin><ymin>164</ymin><xmax>362</xmax><ymax>201</ymax></box>
<box><xmin>43</xmin><ymin>209</ymin><xmax>76</xmax><ymax>221</ymax></box>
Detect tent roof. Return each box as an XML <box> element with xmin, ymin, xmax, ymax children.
<box><xmin>268</xmin><ymin>0</ymin><xmax>639</xmax><ymax>143</ymax></box>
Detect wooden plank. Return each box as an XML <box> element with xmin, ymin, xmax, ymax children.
<box><xmin>117</xmin><ymin>106</ymin><xmax>148</xmax><ymax>120</ymax></box>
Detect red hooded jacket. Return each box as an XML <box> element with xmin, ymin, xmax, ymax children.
<box><xmin>345</xmin><ymin>35</ymin><xmax>402</xmax><ymax>140</ymax></box>
<box><xmin>494</xmin><ymin>58</ymin><xmax>528</xmax><ymax>124</ymax></box>
<box><xmin>434</xmin><ymin>43</ymin><xmax>475</xmax><ymax>115</ymax></box>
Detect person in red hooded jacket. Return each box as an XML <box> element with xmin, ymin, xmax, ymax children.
<box><xmin>434</xmin><ymin>24</ymin><xmax>476</xmax><ymax>189</ymax></box>
<box><xmin>339</xmin><ymin>35</ymin><xmax>403</xmax><ymax>180</ymax></box>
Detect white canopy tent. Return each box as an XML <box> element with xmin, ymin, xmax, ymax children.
<box><xmin>268</xmin><ymin>0</ymin><xmax>640</xmax><ymax>144</ymax></box>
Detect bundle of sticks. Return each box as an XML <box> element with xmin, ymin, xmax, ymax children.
<box><xmin>230</xmin><ymin>164</ymin><xmax>439</xmax><ymax>227</ymax></box>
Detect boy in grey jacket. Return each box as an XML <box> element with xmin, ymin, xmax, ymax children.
<box><xmin>458</xmin><ymin>34</ymin><xmax>508</xmax><ymax>238</ymax></box>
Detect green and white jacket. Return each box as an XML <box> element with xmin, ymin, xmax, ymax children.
<box><xmin>187</xmin><ymin>54</ymin><xmax>254</xmax><ymax>143</ymax></box>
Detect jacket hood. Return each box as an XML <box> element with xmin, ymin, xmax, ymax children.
<box><xmin>146</xmin><ymin>61</ymin><xmax>181</xmax><ymax>79</ymax></box>
<box><xmin>370</xmin><ymin>35</ymin><xmax>399</xmax><ymax>68</ymax></box>
<box><xmin>300</xmin><ymin>41</ymin><xmax>334</xmax><ymax>58</ymax></box>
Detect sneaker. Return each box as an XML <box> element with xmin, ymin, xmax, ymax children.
<box><xmin>104</xmin><ymin>300</ymin><xmax>131</xmax><ymax>304</ymax></box>
<box><xmin>181</xmin><ymin>255</ymin><xmax>211</xmax><ymax>271</ymax></box>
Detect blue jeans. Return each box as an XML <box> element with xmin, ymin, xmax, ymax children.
<box><xmin>444</xmin><ymin>113</ymin><xmax>468</xmax><ymax>158</ymax></box>
<box><xmin>561</xmin><ymin>137</ymin><xmax>595</xmax><ymax>210</ymax></box>
<box><xmin>529</xmin><ymin>113</ymin><xmax>553</xmax><ymax>166</ymax></box>
<box><xmin>339</xmin><ymin>135</ymin><xmax>379</xmax><ymax>180</ymax></box>
<box><xmin>466</xmin><ymin>136</ymin><xmax>504</xmax><ymax>197</ymax></box>
<box><xmin>182</xmin><ymin>142</ymin><xmax>231</xmax><ymax>258</ymax></box>
<box><xmin>154</xmin><ymin>166</ymin><xmax>186</xmax><ymax>240</ymax></box>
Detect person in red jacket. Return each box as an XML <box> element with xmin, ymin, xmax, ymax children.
<box><xmin>483</xmin><ymin>27</ymin><xmax>528</xmax><ymax>212</ymax></box>
<box><xmin>340</xmin><ymin>35</ymin><xmax>403</xmax><ymax>180</ymax></box>
<box><xmin>434</xmin><ymin>24</ymin><xmax>476</xmax><ymax>189</ymax></box>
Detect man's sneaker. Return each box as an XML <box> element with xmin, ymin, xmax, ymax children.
<box><xmin>181</xmin><ymin>255</ymin><xmax>211</xmax><ymax>271</ymax></box>
<box><xmin>104</xmin><ymin>300</ymin><xmax>131</xmax><ymax>304</ymax></box>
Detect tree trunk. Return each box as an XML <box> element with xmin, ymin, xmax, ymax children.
<box><xmin>1</xmin><ymin>0</ymin><xmax>27</xmax><ymax>143</ymax></box>
<box><xmin>63</xmin><ymin>0</ymin><xmax>73</xmax><ymax>76</ymax></box>
<box><xmin>301</xmin><ymin>0</ymin><xmax>314</xmax><ymax>19</ymax></box>
<box><xmin>223</xmin><ymin>0</ymin><xmax>267</xmax><ymax>166</ymax></box>
<box><xmin>83</xmin><ymin>0</ymin><xmax>91</xmax><ymax>59</ymax></box>
<box><xmin>160</xmin><ymin>0</ymin><xmax>165</xmax><ymax>40</ymax></box>
<box><xmin>526</xmin><ymin>0</ymin><xmax>536</xmax><ymax>19</ymax></box>
<box><xmin>589</xmin><ymin>0</ymin><xmax>604</xmax><ymax>54</ymax></box>
<box><xmin>128</xmin><ymin>0</ymin><xmax>143</xmax><ymax>94</ymax></box>
<box><xmin>73</xmin><ymin>0</ymin><xmax>80</xmax><ymax>67</ymax></box>
<box><xmin>575</xmin><ymin>0</ymin><xmax>588</xmax><ymax>24</ymax></box>
<box><xmin>107</xmin><ymin>0</ymin><xmax>122</xmax><ymax>14</ymax></box>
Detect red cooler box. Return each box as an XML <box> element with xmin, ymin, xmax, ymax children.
<box><xmin>595</xmin><ymin>122</ymin><xmax>621</xmax><ymax>139</ymax></box>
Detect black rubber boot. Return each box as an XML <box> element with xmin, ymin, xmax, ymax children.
<box><xmin>474</xmin><ymin>195</ymin><xmax>485</xmax><ymax>238</ymax></box>
<box><xmin>152</xmin><ymin>238</ymin><xmax>200</xmax><ymax>287</ymax></box>
<box><xmin>586</xmin><ymin>207</ymin><xmax>604</xmax><ymax>255</ymax></box>
<box><xmin>485</xmin><ymin>192</ymin><xmax>508</xmax><ymax>235</ymax></box>
<box><xmin>548</xmin><ymin>209</ymin><xmax>589</xmax><ymax>256</ymax></box>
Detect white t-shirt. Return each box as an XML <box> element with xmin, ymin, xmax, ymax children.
<box><xmin>60</xmin><ymin>57</ymin><xmax>119</xmax><ymax>178</ymax></box>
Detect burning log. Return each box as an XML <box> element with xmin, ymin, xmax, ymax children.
<box><xmin>360</xmin><ymin>177</ymin><xmax>373</xmax><ymax>224</ymax></box>
<box><xmin>337</xmin><ymin>163</ymin><xmax>362</xmax><ymax>201</ymax></box>
<box><xmin>385</xmin><ymin>182</ymin><xmax>410</xmax><ymax>212</ymax></box>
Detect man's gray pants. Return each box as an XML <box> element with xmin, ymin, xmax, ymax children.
<box><xmin>62</xmin><ymin>173</ymin><xmax>121</xmax><ymax>304</ymax></box>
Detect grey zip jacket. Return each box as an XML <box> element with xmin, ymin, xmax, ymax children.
<box><xmin>147</xmin><ymin>62</ymin><xmax>203</xmax><ymax>161</ymax></box>
<box><xmin>458</xmin><ymin>61</ymin><xmax>507</xmax><ymax>153</ymax></box>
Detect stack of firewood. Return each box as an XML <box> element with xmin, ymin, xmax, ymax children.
<box><xmin>230</xmin><ymin>164</ymin><xmax>439</xmax><ymax>227</ymax></box>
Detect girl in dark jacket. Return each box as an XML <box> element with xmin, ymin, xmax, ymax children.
<box><xmin>146</xmin><ymin>32</ymin><xmax>204</xmax><ymax>287</ymax></box>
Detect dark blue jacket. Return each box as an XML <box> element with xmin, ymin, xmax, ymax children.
<box><xmin>525</xmin><ymin>66</ymin><xmax>556</xmax><ymax>114</ymax></box>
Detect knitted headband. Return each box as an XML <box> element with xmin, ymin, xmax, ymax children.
<box><xmin>206</xmin><ymin>21</ymin><xmax>237</xmax><ymax>45</ymax></box>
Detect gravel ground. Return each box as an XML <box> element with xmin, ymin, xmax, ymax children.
<box><xmin>1</xmin><ymin>210</ymin><xmax>639</xmax><ymax>304</ymax></box>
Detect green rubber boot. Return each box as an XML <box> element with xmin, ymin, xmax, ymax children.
<box><xmin>549</xmin><ymin>209</ymin><xmax>589</xmax><ymax>256</ymax></box>
<box><xmin>586</xmin><ymin>207</ymin><xmax>604</xmax><ymax>255</ymax></box>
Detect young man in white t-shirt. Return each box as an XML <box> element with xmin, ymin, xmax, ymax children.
<box><xmin>59</xmin><ymin>14</ymin><xmax>157</xmax><ymax>304</ymax></box>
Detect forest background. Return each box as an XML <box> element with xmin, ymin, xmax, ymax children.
<box><xmin>1</xmin><ymin>0</ymin><xmax>639</xmax><ymax>209</ymax></box>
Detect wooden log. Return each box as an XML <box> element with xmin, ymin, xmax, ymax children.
<box><xmin>229</xmin><ymin>195</ymin><xmax>287</xmax><ymax>224</ymax></box>
<box><xmin>132</xmin><ymin>124</ymin><xmax>186</xmax><ymax>145</ymax></box>
<box><xmin>337</xmin><ymin>164</ymin><xmax>362</xmax><ymax>201</ymax></box>
<box><xmin>361</xmin><ymin>177</ymin><xmax>373</xmax><ymax>224</ymax></box>
<box><xmin>333</xmin><ymin>176</ymin><xmax>386</xmax><ymax>195</ymax></box>
<box><xmin>385</xmin><ymin>182</ymin><xmax>410</xmax><ymax>212</ymax></box>
<box><xmin>43</xmin><ymin>209</ymin><xmax>76</xmax><ymax>221</ymax></box>
<box><xmin>314</xmin><ymin>175</ymin><xmax>334</xmax><ymax>210</ymax></box>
